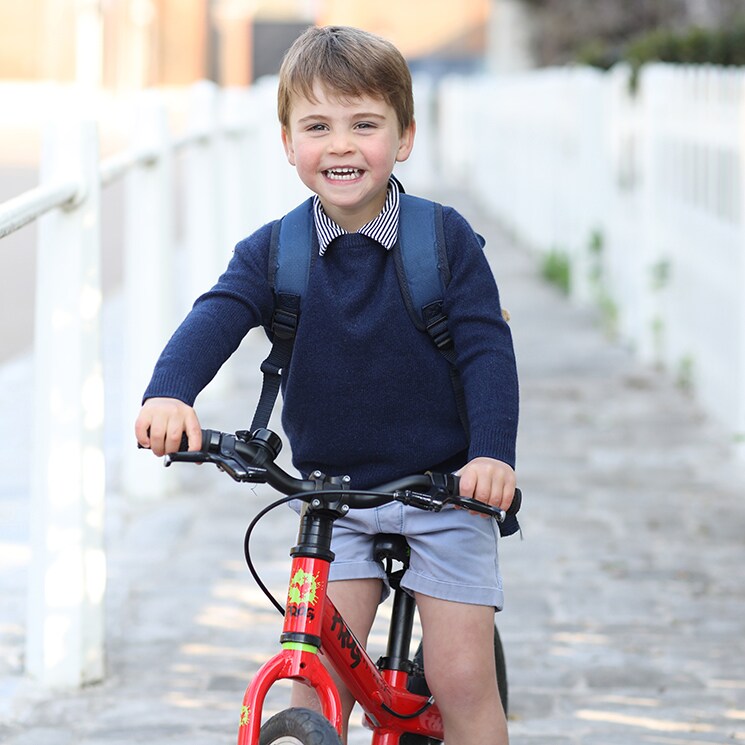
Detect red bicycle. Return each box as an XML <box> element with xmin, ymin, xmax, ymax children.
<box><xmin>163</xmin><ymin>427</ymin><xmax>521</xmax><ymax>744</ymax></box>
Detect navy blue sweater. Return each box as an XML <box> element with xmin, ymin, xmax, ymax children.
<box><xmin>144</xmin><ymin>200</ymin><xmax>519</xmax><ymax>489</ymax></box>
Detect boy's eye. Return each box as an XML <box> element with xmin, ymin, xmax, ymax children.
<box><xmin>355</xmin><ymin>121</ymin><xmax>376</xmax><ymax>130</ymax></box>
<box><xmin>306</xmin><ymin>123</ymin><xmax>328</xmax><ymax>132</ymax></box>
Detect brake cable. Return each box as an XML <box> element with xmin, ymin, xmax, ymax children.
<box><xmin>243</xmin><ymin>494</ymin><xmax>298</xmax><ymax>616</ymax></box>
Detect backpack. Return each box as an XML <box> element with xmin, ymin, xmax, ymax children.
<box><xmin>250</xmin><ymin>192</ymin><xmax>470</xmax><ymax>434</ymax></box>
<box><xmin>250</xmin><ymin>194</ymin><xmax>521</xmax><ymax>538</ymax></box>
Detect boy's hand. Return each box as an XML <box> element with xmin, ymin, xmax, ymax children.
<box><xmin>135</xmin><ymin>397</ymin><xmax>202</xmax><ymax>457</ymax></box>
<box><xmin>456</xmin><ymin>457</ymin><xmax>516</xmax><ymax>514</ymax></box>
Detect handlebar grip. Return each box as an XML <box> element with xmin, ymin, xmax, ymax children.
<box><xmin>138</xmin><ymin>428</ymin><xmax>207</xmax><ymax>452</ymax></box>
<box><xmin>199</xmin><ymin>428</ymin><xmax>222</xmax><ymax>453</ymax></box>
<box><xmin>511</xmin><ymin>487</ymin><xmax>522</xmax><ymax>517</ymax></box>
<box><xmin>441</xmin><ymin>474</ymin><xmax>521</xmax><ymax>515</ymax></box>
<box><xmin>174</xmin><ymin>428</ymin><xmax>222</xmax><ymax>453</ymax></box>
<box><xmin>170</xmin><ymin>430</ymin><xmax>213</xmax><ymax>453</ymax></box>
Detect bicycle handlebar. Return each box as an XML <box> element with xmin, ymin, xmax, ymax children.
<box><xmin>161</xmin><ymin>428</ymin><xmax>521</xmax><ymax>522</ymax></box>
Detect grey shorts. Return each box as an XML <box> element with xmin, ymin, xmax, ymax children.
<box><xmin>328</xmin><ymin>501</ymin><xmax>504</xmax><ymax>609</ymax></box>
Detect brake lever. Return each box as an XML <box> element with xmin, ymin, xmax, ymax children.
<box><xmin>449</xmin><ymin>496</ymin><xmax>506</xmax><ymax>522</ymax></box>
<box><xmin>396</xmin><ymin>490</ymin><xmax>508</xmax><ymax>521</ymax></box>
<box><xmin>395</xmin><ymin>489</ymin><xmax>447</xmax><ymax>512</ymax></box>
<box><xmin>164</xmin><ymin>450</ymin><xmax>268</xmax><ymax>483</ymax></box>
<box><xmin>427</xmin><ymin>473</ymin><xmax>520</xmax><ymax>522</ymax></box>
<box><xmin>164</xmin><ymin>451</ymin><xmax>206</xmax><ymax>466</ymax></box>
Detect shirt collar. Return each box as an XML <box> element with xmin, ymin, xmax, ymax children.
<box><xmin>313</xmin><ymin>177</ymin><xmax>401</xmax><ymax>257</ymax></box>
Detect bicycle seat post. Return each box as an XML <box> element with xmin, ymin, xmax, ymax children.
<box><xmin>373</xmin><ymin>535</ymin><xmax>419</xmax><ymax>688</ymax></box>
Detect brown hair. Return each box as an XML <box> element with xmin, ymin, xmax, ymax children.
<box><xmin>277</xmin><ymin>25</ymin><xmax>414</xmax><ymax>134</ymax></box>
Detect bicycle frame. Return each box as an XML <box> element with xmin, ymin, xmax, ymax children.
<box><xmin>160</xmin><ymin>429</ymin><xmax>519</xmax><ymax>744</ymax></box>
<box><xmin>237</xmin><ymin>527</ymin><xmax>444</xmax><ymax>744</ymax></box>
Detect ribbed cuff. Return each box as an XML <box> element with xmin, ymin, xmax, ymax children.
<box><xmin>468</xmin><ymin>424</ymin><xmax>517</xmax><ymax>469</ymax></box>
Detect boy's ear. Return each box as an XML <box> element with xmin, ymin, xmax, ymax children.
<box><xmin>396</xmin><ymin>119</ymin><xmax>416</xmax><ymax>163</ymax></box>
<box><xmin>281</xmin><ymin>127</ymin><xmax>296</xmax><ymax>165</ymax></box>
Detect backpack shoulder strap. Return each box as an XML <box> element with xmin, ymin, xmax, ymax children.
<box><xmin>250</xmin><ymin>199</ymin><xmax>314</xmax><ymax>432</ymax></box>
<box><xmin>269</xmin><ymin>198</ymin><xmax>314</xmax><ymax>293</ymax></box>
<box><xmin>394</xmin><ymin>193</ymin><xmax>449</xmax><ymax>332</ymax></box>
<box><xmin>394</xmin><ymin>194</ymin><xmax>469</xmax><ymax>433</ymax></box>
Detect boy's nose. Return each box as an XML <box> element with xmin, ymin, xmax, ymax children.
<box><xmin>328</xmin><ymin>131</ymin><xmax>354</xmax><ymax>154</ymax></box>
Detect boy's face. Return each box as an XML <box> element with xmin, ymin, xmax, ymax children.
<box><xmin>281</xmin><ymin>83</ymin><xmax>415</xmax><ymax>232</ymax></box>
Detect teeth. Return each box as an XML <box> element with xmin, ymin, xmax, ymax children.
<box><xmin>326</xmin><ymin>168</ymin><xmax>360</xmax><ymax>180</ymax></box>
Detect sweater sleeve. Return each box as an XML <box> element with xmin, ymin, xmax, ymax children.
<box><xmin>440</xmin><ymin>207</ymin><xmax>519</xmax><ymax>468</ymax></box>
<box><xmin>143</xmin><ymin>222</ymin><xmax>275</xmax><ymax>405</ymax></box>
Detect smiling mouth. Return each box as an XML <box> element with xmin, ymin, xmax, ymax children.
<box><xmin>324</xmin><ymin>167</ymin><xmax>362</xmax><ymax>181</ymax></box>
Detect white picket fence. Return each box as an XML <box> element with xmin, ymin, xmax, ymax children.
<box><xmin>438</xmin><ymin>62</ymin><xmax>745</xmax><ymax>449</ymax></box>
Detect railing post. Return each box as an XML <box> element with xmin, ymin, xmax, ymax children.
<box><xmin>27</xmin><ymin>117</ymin><xmax>106</xmax><ymax>687</ymax></box>
<box><xmin>738</xmin><ymin>75</ymin><xmax>745</xmax><ymax>458</ymax></box>
<box><xmin>183</xmin><ymin>80</ymin><xmax>225</xmax><ymax>308</ymax></box>
<box><xmin>243</xmin><ymin>81</ymin><xmax>274</xmax><ymax>227</ymax></box>
<box><xmin>121</xmin><ymin>91</ymin><xmax>177</xmax><ymax>500</ymax></box>
<box><xmin>248</xmin><ymin>77</ymin><xmax>309</xmax><ymax>223</ymax></box>
<box><xmin>220</xmin><ymin>86</ymin><xmax>253</xmax><ymax>248</ymax></box>
<box><xmin>183</xmin><ymin>81</ymin><xmax>234</xmax><ymax>397</ymax></box>
<box><xmin>637</xmin><ymin>66</ymin><xmax>667</xmax><ymax>366</ymax></box>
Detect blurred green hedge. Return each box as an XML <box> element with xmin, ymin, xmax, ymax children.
<box><xmin>577</xmin><ymin>19</ymin><xmax>745</xmax><ymax>71</ymax></box>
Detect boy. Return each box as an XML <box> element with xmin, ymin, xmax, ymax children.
<box><xmin>135</xmin><ymin>25</ymin><xmax>518</xmax><ymax>744</ymax></box>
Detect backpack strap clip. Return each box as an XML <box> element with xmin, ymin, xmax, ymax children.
<box><xmin>270</xmin><ymin>293</ymin><xmax>300</xmax><ymax>341</ymax></box>
<box><xmin>422</xmin><ymin>301</ymin><xmax>453</xmax><ymax>351</ymax></box>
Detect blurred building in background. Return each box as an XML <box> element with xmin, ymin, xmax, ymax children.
<box><xmin>0</xmin><ymin>0</ymin><xmax>495</xmax><ymax>89</ymax></box>
<box><xmin>2</xmin><ymin>0</ymin><xmax>738</xmax><ymax>90</ymax></box>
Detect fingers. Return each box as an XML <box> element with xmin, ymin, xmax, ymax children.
<box><xmin>134</xmin><ymin>398</ymin><xmax>201</xmax><ymax>457</ymax></box>
<box><xmin>134</xmin><ymin>408</ymin><xmax>153</xmax><ymax>450</ymax></box>
<box><xmin>457</xmin><ymin>457</ymin><xmax>516</xmax><ymax>512</ymax></box>
<box><xmin>184</xmin><ymin>416</ymin><xmax>203</xmax><ymax>452</ymax></box>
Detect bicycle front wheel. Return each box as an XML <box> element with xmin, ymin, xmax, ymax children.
<box><xmin>259</xmin><ymin>707</ymin><xmax>342</xmax><ymax>745</ymax></box>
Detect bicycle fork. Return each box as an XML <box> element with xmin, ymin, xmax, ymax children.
<box><xmin>237</xmin><ymin>551</ymin><xmax>344</xmax><ymax>743</ymax></box>
<box><xmin>236</xmin><ymin>501</ymin><xmax>444</xmax><ymax>744</ymax></box>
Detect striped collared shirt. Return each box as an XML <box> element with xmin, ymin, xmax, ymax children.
<box><xmin>312</xmin><ymin>177</ymin><xmax>400</xmax><ymax>256</ymax></box>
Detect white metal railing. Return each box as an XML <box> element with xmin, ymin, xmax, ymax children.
<box><xmin>0</xmin><ymin>79</ymin><xmax>310</xmax><ymax>689</ymax></box>
<box><xmin>439</xmin><ymin>63</ymin><xmax>745</xmax><ymax>452</ymax></box>
<box><xmin>0</xmin><ymin>181</ymin><xmax>80</xmax><ymax>239</ymax></box>
<box><xmin>21</xmin><ymin>117</ymin><xmax>106</xmax><ymax>689</ymax></box>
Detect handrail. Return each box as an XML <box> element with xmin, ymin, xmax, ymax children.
<box><xmin>0</xmin><ymin>146</ymin><xmax>168</xmax><ymax>240</ymax></box>
<box><xmin>172</xmin><ymin>129</ymin><xmax>212</xmax><ymax>152</ymax></box>
<box><xmin>100</xmin><ymin>146</ymin><xmax>159</xmax><ymax>187</ymax></box>
<box><xmin>0</xmin><ymin>179</ymin><xmax>81</xmax><ymax>239</ymax></box>
<box><xmin>1</xmin><ymin>111</ymin><xmax>245</xmax><ymax>242</ymax></box>
<box><xmin>0</xmin><ymin>134</ymin><xmax>227</xmax><ymax>235</ymax></box>
<box><xmin>98</xmin><ymin>127</ymin><xmax>226</xmax><ymax>189</ymax></box>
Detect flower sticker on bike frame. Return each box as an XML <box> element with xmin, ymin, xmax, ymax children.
<box><xmin>288</xmin><ymin>568</ymin><xmax>320</xmax><ymax>605</ymax></box>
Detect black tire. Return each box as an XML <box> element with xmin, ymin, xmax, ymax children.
<box><xmin>259</xmin><ymin>708</ymin><xmax>343</xmax><ymax>745</ymax></box>
<box><xmin>408</xmin><ymin>624</ymin><xmax>509</xmax><ymax>715</ymax></box>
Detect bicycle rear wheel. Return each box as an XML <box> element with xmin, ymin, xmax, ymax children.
<box><xmin>408</xmin><ymin>623</ymin><xmax>509</xmax><ymax>715</ymax></box>
<box><xmin>259</xmin><ymin>707</ymin><xmax>342</xmax><ymax>745</ymax></box>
